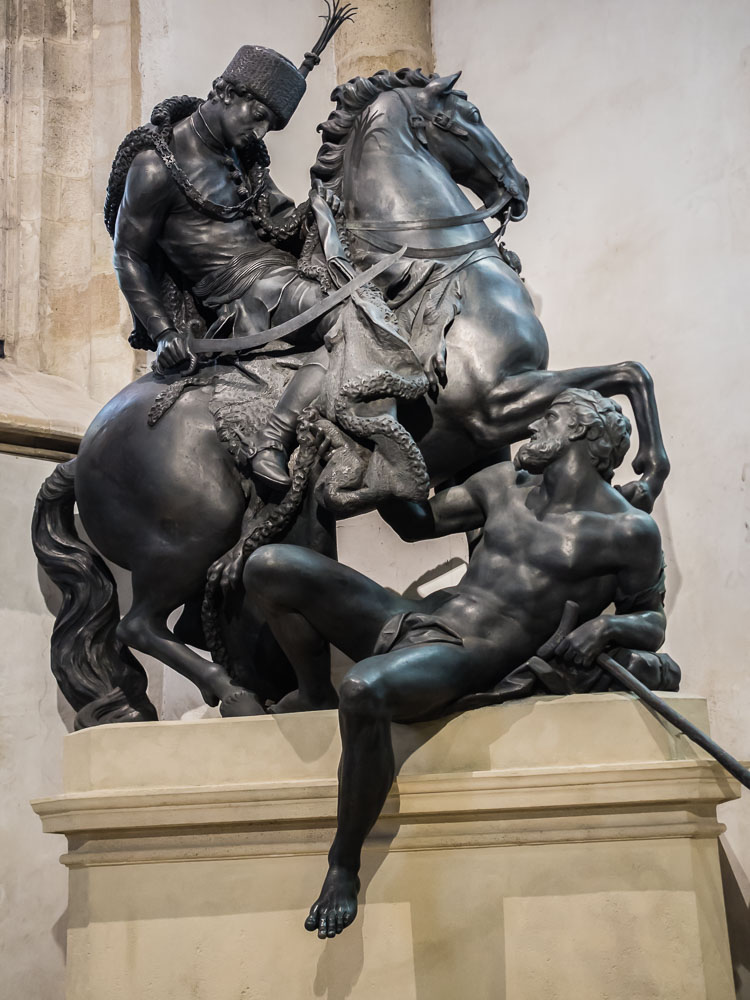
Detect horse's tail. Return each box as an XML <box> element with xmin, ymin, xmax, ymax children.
<box><xmin>31</xmin><ymin>459</ymin><xmax>157</xmax><ymax>729</ymax></box>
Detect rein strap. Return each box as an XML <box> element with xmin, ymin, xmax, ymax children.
<box><xmin>352</xmin><ymin>229</ymin><xmax>502</xmax><ymax>259</ymax></box>
<box><xmin>345</xmin><ymin>193</ymin><xmax>507</xmax><ymax>233</ymax></box>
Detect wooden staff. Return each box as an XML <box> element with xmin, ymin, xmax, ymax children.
<box><xmin>537</xmin><ymin>600</ymin><xmax>750</xmax><ymax>791</ymax></box>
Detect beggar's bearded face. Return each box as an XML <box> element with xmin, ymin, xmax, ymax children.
<box><xmin>516</xmin><ymin>404</ymin><xmax>574</xmax><ymax>473</ymax></box>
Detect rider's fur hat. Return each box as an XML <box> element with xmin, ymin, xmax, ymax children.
<box><xmin>221</xmin><ymin>46</ymin><xmax>307</xmax><ymax>129</ymax></box>
<box><xmin>220</xmin><ymin>3</ymin><xmax>355</xmax><ymax>129</ymax></box>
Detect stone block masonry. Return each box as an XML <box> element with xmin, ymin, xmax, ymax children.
<box><xmin>33</xmin><ymin>694</ymin><xmax>738</xmax><ymax>999</ymax></box>
<box><xmin>1</xmin><ymin>0</ymin><xmax>139</xmax><ymax>456</ymax></box>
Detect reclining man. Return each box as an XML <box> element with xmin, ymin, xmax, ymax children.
<box><xmin>244</xmin><ymin>388</ymin><xmax>678</xmax><ymax>937</ymax></box>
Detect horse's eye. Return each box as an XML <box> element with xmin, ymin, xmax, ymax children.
<box><xmin>469</xmin><ymin>108</ymin><xmax>481</xmax><ymax>124</ymax></box>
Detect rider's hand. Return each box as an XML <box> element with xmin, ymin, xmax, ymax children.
<box><xmin>553</xmin><ymin>617</ymin><xmax>611</xmax><ymax>669</ymax></box>
<box><xmin>310</xmin><ymin>179</ymin><xmax>342</xmax><ymax>216</ymax></box>
<box><xmin>312</xmin><ymin>425</ymin><xmax>334</xmax><ymax>464</ymax></box>
<box><xmin>154</xmin><ymin>328</ymin><xmax>198</xmax><ymax>375</ymax></box>
<box><xmin>310</xmin><ymin>419</ymin><xmax>347</xmax><ymax>466</ymax></box>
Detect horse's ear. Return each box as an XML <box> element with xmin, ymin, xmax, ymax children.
<box><xmin>424</xmin><ymin>71</ymin><xmax>462</xmax><ymax>98</ymax></box>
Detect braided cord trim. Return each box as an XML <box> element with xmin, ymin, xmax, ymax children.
<box><xmin>200</xmin><ymin>411</ymin><xmax>319</xmax><ymax>677</ymax></box>
<box><xmin>104</xmin><ymin>95</ymin><xmax>306</xmax><ymax>249</ymax></box>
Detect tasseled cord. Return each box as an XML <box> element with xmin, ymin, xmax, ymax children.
<box><xmin>299</xmin><ymin>0</ymin><xmax>357</xmax><ymax>77</ymax></box>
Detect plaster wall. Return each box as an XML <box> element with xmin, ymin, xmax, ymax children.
<box><xmin>0</xmin><ymin>454</ymin><xmax>68</xmax><ymax>997</ymax></box>
<box><xmin>432</xmin><ymin>0</ymin><xmax>750</xmax><ymax>990</ymax></box>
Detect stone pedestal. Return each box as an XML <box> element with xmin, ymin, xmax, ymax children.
<box><xmin>33</xmin><ymin>693</ymin><xmax>739</xmax><ymax>999</ymax></box>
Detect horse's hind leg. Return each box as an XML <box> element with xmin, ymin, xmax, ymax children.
<box><xmin>473</xmin><ymin>362</ymin><xmax>670</xmax><ymax>510</ymax></box>
<box><xmin>117</xmin><ymin>573</ymin><xmax>265</xmax><ymax>717</ymax></box>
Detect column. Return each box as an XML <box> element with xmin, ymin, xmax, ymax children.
<box><xmin>334</xmin><ymin>0</ymin><xmax>433</xmax><ymax>82</ymax></box>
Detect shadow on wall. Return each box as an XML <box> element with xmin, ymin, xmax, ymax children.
<box><xmin>719</xmin><ymin>837</ymin><xmax>750</xmax><ymax>999</ymax></box>
<box><xmin>401</xmin><ymin>556</ymin><xmax>468</xmax><ymax>601</ymax></box>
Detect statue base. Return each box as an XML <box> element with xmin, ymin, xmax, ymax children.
<box><xmin>34</xmin><ymin>694</ymin><xmax>738</xmax><ymax>999</ymax></box>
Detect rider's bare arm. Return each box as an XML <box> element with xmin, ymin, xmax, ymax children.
<box><xmin>555</xmin><ymin>516</ymin><xmax>667</xmax><ymax>667</ymax></box>
<box><xmin>378</xmin><ymin>463</ymin><xmax>514</xmax><ymax>541</ymax></box>
<box><xmin>113</xmin><ymin>151</ymin><xmax>176</xmax><ymax>343</ymax></box>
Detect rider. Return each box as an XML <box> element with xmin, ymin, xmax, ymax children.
<box><xmin>107</xmin><ymin>21</ymin><xmax>355</xmax><ymax>487</ymax></box>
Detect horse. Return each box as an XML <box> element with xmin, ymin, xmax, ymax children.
<box><xmin>306</xmin><ymin>69</ymin><xmax>667</xmax><ymax>496</ymax></box>
<box><xmin>32</xmin><ymin>67</ymin><xmax>669</xmax><ymax>728</ymax></box>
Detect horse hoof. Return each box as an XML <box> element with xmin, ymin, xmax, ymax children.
<box><xmin>201</xmin><ymin>688</ymin><xmax>220</xmax><ymax>708</ymax></box>
<box><xmin>616</xmin><ymin>480</ymin><xmax>654</xmax><ymax>513</ymax></box>
<box><xmin>219</xmin><ymin>688</ymin><xmax>266</xmax><ymax>718</ymax></box>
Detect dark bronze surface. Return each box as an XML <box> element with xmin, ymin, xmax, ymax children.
<box><xmin>32</xmin><ymin>52</ymin><xmax>672</xmax><ymax>726</ymax></box>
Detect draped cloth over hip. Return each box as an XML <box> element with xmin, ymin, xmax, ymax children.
<box><xmin>193</xmin><ymin>248</ymin><xmax>299</xmax><ymax>309</ymax></box>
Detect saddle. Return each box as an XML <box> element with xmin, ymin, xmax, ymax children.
<box><xmin>146</xmin><ymin>352</ymin><xmax>311</xmax><ymax>486</ymax></box>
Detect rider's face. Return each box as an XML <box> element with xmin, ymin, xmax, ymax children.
<box><xmin>221</xmin><ymin>92</ymin><xmax>278</xmax><ymax>148</ymax></box>
<box><xmin>517</xmin><ymin>405</ymin><xmax>572</xmax><ymax>472</ymax></box>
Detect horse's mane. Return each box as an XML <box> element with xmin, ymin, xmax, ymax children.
<box><xmin>311</xmin><ymin>67</ymin><xmax>433</xmax><ymax>192</ymax></box>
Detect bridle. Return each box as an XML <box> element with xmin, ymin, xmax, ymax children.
<box><xmin>344</xmin><ymin>88</ymin><xmax>522</xmax><ymax>259</ymax></box>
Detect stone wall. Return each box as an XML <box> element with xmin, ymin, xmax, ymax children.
<box><xmin>1</xmin><ymin>0</ymin><xmax>44</xmax><ymax>373</ymax></box>
<box><xmin>0</xmin><ymin>453</ymin><xmax>68</xmax><ymax>998</ymax></box>
<box><xmin>333</xmin><ymin>0</ymin><xmax>433</xmax><ymax>81</ymax></box>
<box><xmin>0</xmin><ymin>0</ymin><xmax>139</xmax><ymax>460</ymax></box>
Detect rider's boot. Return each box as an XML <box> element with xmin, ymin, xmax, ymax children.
<box><xmin>252</xmin><ymin>196</ymin><xmax>351</xmax><ymax>491</ymax></box>
<box><xmin>251</xmin><ymin>362</ymin><xmax>326</xmax><ymax>490</ymax></box>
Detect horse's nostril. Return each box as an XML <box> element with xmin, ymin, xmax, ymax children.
<box><xmin>510</xmin><ymin>199</ymin><xmax>528</xmax><ymax>221</ymax></box>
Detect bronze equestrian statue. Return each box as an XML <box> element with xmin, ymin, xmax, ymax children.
<box><xmin>31</xmin><ymin>8</ymin><xmax>670</xmax><ymax>728</ymax></box>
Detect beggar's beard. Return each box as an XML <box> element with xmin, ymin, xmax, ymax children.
<box><xmin>516</xmin><ymin>434</ymin><xmax>566</xmax><ymax>473</ymax></box>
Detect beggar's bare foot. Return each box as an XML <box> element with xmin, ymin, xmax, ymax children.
<box><xmin>305</xmin><ymin>865</ymin><xmax>360</xmax><ymax>938</ymax></box>
<box><xmin>268</xmin><ymin>687</ymin><xmax>339</xmax><ymax>714</ymax></box>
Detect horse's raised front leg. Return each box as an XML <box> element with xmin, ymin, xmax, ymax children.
<box><xmin>472</xmin><ymin>362</ymin><xmax>670</xmax><ymax>510</ymax></box>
